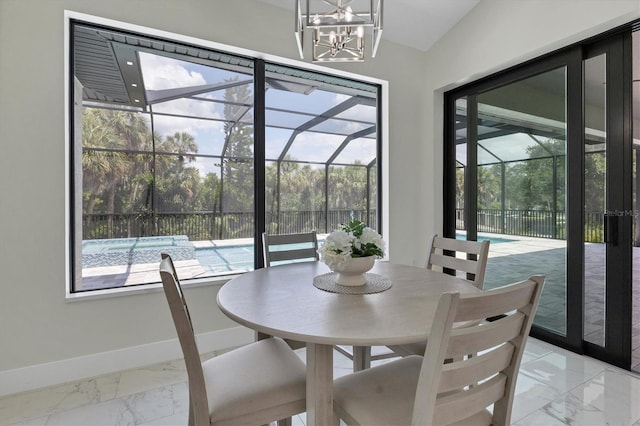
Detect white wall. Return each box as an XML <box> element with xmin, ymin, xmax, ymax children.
<box><xmin>0</xmin><ymin>0</ymin><xmax>638</xmax><ymax>394</ymax></box>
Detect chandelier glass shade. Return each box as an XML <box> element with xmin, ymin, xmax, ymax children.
<box><xmin>295</xmin><ymin>0</ymin><xmax>383</xmax><ymax>62</ymax></box>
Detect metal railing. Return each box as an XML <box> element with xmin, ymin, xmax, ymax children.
<box><xmin>84</xmin><ymin>208</ymin><xmax>611</xmax><ymax>243</ymax></box>
<box><xmin>455</xmin><ymin>208</ymin><xmax>605</xmax><ymax>242</ymax></box>
<box><xmin>83</xmin><ymin>210</ymin><xmax>378</xmax><ymax>240</ymax></box>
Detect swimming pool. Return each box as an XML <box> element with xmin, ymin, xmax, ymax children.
<box><xmin>194</xmin><ymin>240</ymin><xmax>324</xmax><ymax>272</ymax></box>
<box><xmin>195</xmin><ymin>244</ymin><xmax>255</xmax><ymax>273</ymax></box>
<box><xmin>82</xmin><ymin>236</ymin><xmax>195</xmax><ymax>268</ymax></box>
<box><xmin>82</xmin><ymin>233</ymin><xmax>516</xmax><ymax>270</ymax></box>
<box><xmin>81</xmin><ymin>236</ymin><xmax>319</xmax><ymax>271</ymax></box>
<box><xmin>455</xmin><ymin>233</ymin><xmax>516</xmax><ymax>244</ymax></box>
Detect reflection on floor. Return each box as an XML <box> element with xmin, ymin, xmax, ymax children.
<box><xmin>1</xmin><ymin>338</ymin><xmax>639</xmax><ymax>426</ymax></box>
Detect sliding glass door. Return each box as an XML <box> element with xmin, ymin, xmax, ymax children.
<box><xmin>452</xmin><ymin>68</ymin><xmax>569</xmax><ymax>335</ymax></box>
<box><xmin>445</xmin><ymin>29</ymin><xmax>636</xmax><ymax>370</ymax></box>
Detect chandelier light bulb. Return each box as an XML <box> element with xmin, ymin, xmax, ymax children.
<box><xmin>356</xmin><ymin>26</ymin><xmax>364</xmax><ymax>38</ymax></box>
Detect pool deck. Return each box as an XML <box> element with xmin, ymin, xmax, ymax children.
<box><xmin>80</xmin><ymin>237</ymin><xmax>257</xmax><ymax>290</ymax></box>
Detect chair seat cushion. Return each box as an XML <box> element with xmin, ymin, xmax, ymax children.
<box><xmin>334</xmin><ymin>355</ymin><xmax>423</xmax><ymax>425</ymax></box>
<box><xmin>204</xmin><ymin>337</ymin><xmax>306</xmax><ymax>423</ymax></box>
<box><xmin>335</xmin><ymin>356</ymin><xmax>493</xmax><ymax>425</ymax></box>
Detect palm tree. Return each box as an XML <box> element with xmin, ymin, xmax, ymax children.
<box><xmin>82</xmin><ymin>108</ymin><xmax>152</xmax><ymax>236</ymax></box>
<box><xmin>155</xmin><ymin>131</ymin><xmax>200</xmax><ymax>212</ymax></box>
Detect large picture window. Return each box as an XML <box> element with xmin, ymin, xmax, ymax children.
<box><xmin>70</xmin><ymin>20</ymin><xmax>381</xmax><ymax>293</ymax></box>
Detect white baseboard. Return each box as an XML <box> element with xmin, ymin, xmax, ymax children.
<box><xmin>0</xmin><ymin>326</ymin><xmax>254</xmax><ymax>398</ymax></box>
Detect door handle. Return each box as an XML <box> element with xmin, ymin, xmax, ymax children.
<box><xmin>605</xmin><ymin>213</ymin><xmax>618</xmax><ymax>246</ymax></box>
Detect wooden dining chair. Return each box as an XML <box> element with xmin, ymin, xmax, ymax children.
<box><xmin>388</xmin><ymin>234</ymin><xmax>491</xmax><ymax>357</ymax></box>
<box><xmin>260</xmin><ymin>231</ymin><xmax>319</xmax><ymax>350</ymax></box>
<box><xmin>262</xmin><ymin>231</ymin><xmax>319</xmax><ymax>267</ymax></box>
<box><xmin>334</xmin><ymin>275</ymin><xmax>544</xmax><ymax>426</ymax></box>
<box><xmin>425</xmin><ymin>234</ymin><xmax>491</xmax><ymax>289</ymax></box>
<box><xmin>159</xmin><ymin>253</ymin><xmax>306</xmax><ymax>426</ymax></box>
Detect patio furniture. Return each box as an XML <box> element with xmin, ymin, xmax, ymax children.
<box><xmin>159</xmin><ymin>253</ymin><xmax>306</xmax><ymax>426</ymax></box>
<box><xmin>333</xmin><ymin>275</ymin><xmax>544</xmax><ymax>426</ymax></box>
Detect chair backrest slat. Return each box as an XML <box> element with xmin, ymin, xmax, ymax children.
<box><xmin>446</xmin><ymin>312</ymin><xmax>525</xmax><ymax>359</ymax></box>
<box><xmin>438</xmin><ymin>343</ymin><xmax>514</xmax><ymax>393</ymax></box>
<box><xmin>263</xmin><ymin>231</ymin><xmax>319</xmax><ymax>267</ymax></box>
<box><xmin>426</xmin><ymin>234</ymin><xmax>490</xmax><ymax>289</ymax></box>
<box><xmin>267</xmin><ymin>247</ymin><xmax>319</xmax><ymax>263</ymax></box>
<box><xmin>454</xmin><ymin>280</ymin><xmax>536</xmax><ymax>322</ymax></box>
<box><xmin>433</xmin><ymin>236</ymin><xmax>488</xmax><ymax>255</ymax></box>
<box><xmin>429</xmin><ymin>253</ymin><xmax>479</xmax><ymax>275</ymax></box>
<box><xmin>411</xmin><ymin>275</ymin><xmax>544</xmax><ymax>426</ymax></box>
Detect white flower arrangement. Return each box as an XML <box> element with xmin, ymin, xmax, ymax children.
<box><xmin>318</xmin><ymin>219</ymin><xmax>385</xmax><ymax>271</ymax></box>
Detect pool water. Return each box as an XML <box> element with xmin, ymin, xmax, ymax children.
<box><xmin>82</xmin><ymin>236</ymin><xmax>195</xmax><ymax>268</ymax></box>
<box><xmin>455</xmin><ymin>233</ymin><xmax>515</xmax><ymax>244</ymax></box>
<box><xmin>195</xmin><ymin>245</ymin><xmax>255</xmax><ymax>273</ymax></box>
<box><xmin>83</xmin><ymin>234</ymin><xmax>515</xmax><ymax>271</ymax></box>
<box><xmin>195</xmin><ymin>240</ymin><xmax>323</xmax><ymax>272</ymax></box>
<box><xmin>82</xmin><ymin>236</ymin><xmax>324</xmax><ymax>271</ymax></box>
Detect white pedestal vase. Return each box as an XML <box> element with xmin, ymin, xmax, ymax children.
<box><xmin>333</xmin><ymin>256</ymin><xmax>375</xmax><ymax>286</ymax></box>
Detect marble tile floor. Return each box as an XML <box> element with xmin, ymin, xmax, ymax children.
<box><xmin>1</xmin><ymin>338</ymin><xmax>640</xmax><ymax>426</ymax></box>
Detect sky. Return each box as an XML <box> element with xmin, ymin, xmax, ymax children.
<box><xmin>138</xmin><ymin>52</ymin><xmax>378</xmax><ymax>178</ymax></box>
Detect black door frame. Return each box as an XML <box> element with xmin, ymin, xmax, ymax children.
<box><xmin>580</xmin><ymin>32</ymin><xmax>633</xmax><ymax>368</ymax></box>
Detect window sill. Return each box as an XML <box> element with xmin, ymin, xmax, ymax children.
<box><xmin>65</xmin><ymin>274</ymin><xmax>240</xmax><ymax>302</ymax></box>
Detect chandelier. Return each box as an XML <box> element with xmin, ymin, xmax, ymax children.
<box><xmin>295</xmin><ymin>0</ymin><xmax>383</xmax><ymax>62</ymax></box>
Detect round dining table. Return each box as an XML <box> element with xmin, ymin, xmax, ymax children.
<box><xmin>216</xmin><ymin>260</ymin><xmax>480</xmax><ymax>426</ymax></box>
